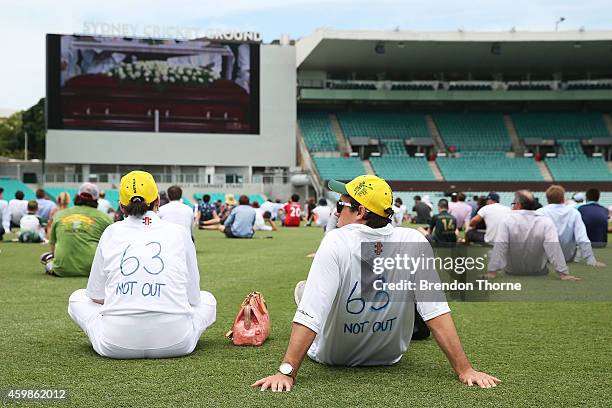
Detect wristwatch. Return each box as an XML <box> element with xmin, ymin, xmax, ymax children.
<box><xmin>278</xmin><ymin>362</ymin><xmax>294</xmax><ymax>377</ymax></box>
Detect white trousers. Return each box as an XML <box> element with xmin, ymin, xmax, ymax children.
<box><xmin>68</xmin><ymin>289</ymin><xmax>216</xmax><ymax>359</ymax></box>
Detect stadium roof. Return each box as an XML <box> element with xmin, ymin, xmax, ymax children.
<box><xmin>296</xmin><ymin>29</ymin><xmax>612</xmax><ymax>77</ymax></box>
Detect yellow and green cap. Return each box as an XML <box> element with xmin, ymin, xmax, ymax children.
<box><xmin>328</xmin><ymin>175</ymin><xmax>393</xmax><ymax>218</ymax></box>
<box><xmin>119</xmin><ymin>170</ymin><xmax>159</xmax><ymax>206</ymax></box>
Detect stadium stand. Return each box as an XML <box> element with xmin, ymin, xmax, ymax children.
<box><xmin>370</xmin><ymin>156</ymin><xmax>436</xmax><ymax>181</ymax></box>
<box><xmin>436</xmin><ymin>152</ymin><xmax>544</xmax><ymax>181</ymax></box>
<box><xmin>298</xmin><ymin>112</ymin><xmax>338</xmax><ymax>152</ymax></box>
<box><xmin>0</xmin><ymin>178</ymin><xmax>36</xmax><ymax>200</ymax></box>
<box><xmin>433</xmin><ymin>112</ymin><xmax>511</xmax><ymax>151</ymax></box>
<box><xmin>391</xmin><ymin>83</ymin><xmax>435</xmax><ymax>91</ymax></box>
<box><xmin>507</xmin><ymin>83</ymin><xmax>552</xmax><ymax>91</ymax></box>
<box><xmin>511</xmin><ymin>112</ymin><xmax>610</xmax><ymax>140</ymax></box>
<box><xmin>546</xmin><ymin>156</ymin><xmax>612</xmax><ymax>181</ymax></box>
<box><xmin>329</xmin><ymin>82</ymin><xmax>376</xmax><ymax>90</ymax></box>
<box><xmin>566</xmin><ymin>82</ymin><xmax>612</xmax><ymax>90</ymax></box>
<box><xmin>383</xmin><ymin>140</ymin><xmax>408</xmax><ymax>155</ymax></box>
<box><xmin>313</xmin><ymin>157</ymin><xmax>366</xmax><ymax>181</ymax></box>
<box><xmin>336</xmin><ymin>112</ymin><xmax>430</xmax><ymax>139</ymax></box>
<box><xmin>448</xmin><ymin>83</ymin><xmax>492</xmax><ymax>91</ymax></box>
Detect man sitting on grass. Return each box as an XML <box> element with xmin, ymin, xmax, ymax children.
<box><xmin>483</xmin><ymin>190</ymin><xmax>580</xmax><ymax>281</ymax></box>
<box><xmin>67</xmin><ymin>171</ymin><xmax>216</xmax><ymax>359</ymax></box>
<box><xmin>417</xmin><ymin>198</ymin><xmax>458</xmax><ymax>246</ymax></box>
<box><xmin>220</xmin><ymin>194</ymin><xmax>256</xmax><ymax>238</ymax></box>
<box><xmin>19</xmin><ymin>201</ymin><xmax>46</xmax><ymax>243</ymax></box>
<box><xmin>252</xmin><ymin>175</ymin><xmax>501</xmax><ymax>392</ymax></box>
<box><xmin>42</xmin><ymin>183</ymin><xmax>112</xmax><ymax>277</ymax></box>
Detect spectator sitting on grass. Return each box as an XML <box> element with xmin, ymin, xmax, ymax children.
<box><xmin>484</xmin><ymin>190</ymin><xmax>580</xmax><ymax>281</ymax></box>
<box><xmin>253</xmin><ymin>202</ymin><xmax>277</xmax><ymax>232</ymax></box>
<box><xmin>0</xmin><ymin>187</ymin><xmax>9</xmax><ymax>240</ymax></box>
<box><xmin>19</xmin><ymin>200</ymin><xmax>46</xmax><ymax>243</ymax></box>
<box><xmin>578</xmin><ymin>188</ymin><xmax>609</xmax><ymax>248</ymax></box>
<box><xmin>41</xmin><ymin>183</ymin><xmax>113</xmax><ymax>277</ymax></box>
<box><xmin>35</xmin><ymin>188</ymin><xmax>57</xmax><ymax>223</ymax></box>
<box><xmin>536</xmin><ymin>185</ymin><xmax>605</xmax><ymax>267</ymax></box>
<box><xmin>220</xmin><ymin>195</ymin><xmax>256</xmax><ymax>238</ymax></box>
<box><xmin>196</xmin><ymin>194</ymin><xmax>221</xmax><ymax>230</ymax></box>
<box><xmin>8</xmin><ymin>190</ymin><xmax>28</xmax><ymax>230</ymax></box>
<box><xmin>67</xmin><ymin>170</ymin><xmax>216</xmax><ymax>359</ymax></box>
<box><xmin>417</xmin><ymin>199</ymin><xmax>458</xmax><ymax>246</ymax></box>
<box><xmin>466</xmin><ymin>193</ymin><xmax>510</xmax><ymax>245</ymax></box>
<box><xmin>412</xmin><ymin>195</ymin><xmax>431</xmax><ymax>224</ymax></box>
<box><xmin>46</xmin><ymin>192</ymin><xmax>70</xmax><ymax>236</ymax></box>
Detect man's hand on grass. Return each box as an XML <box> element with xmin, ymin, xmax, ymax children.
<box><xmin>251</xmin><ymin>373</ymin><xmax>294</xmax><ymax>392</ymax></box>
<box><xmin>560</xmin><ymin>273</ymin><xmax>581</xmax><ymax>281</ymax></box>
<box><xmin>459</xmin><ymin>368</ymin><xmax>501</xmax><ymax>388</ymax></box>
<box><xmin>588</xmin><ymin>260</ymin><xmax>606</xmax><ymax>268</ymax></box>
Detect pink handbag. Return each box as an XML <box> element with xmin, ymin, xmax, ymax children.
<box><xmin>226</xmin><ymin>292</ymin><xmax>271</xmax><ymax>346</ymax></box>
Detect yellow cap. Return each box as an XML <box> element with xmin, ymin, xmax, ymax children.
<box><xmin>119</xmin><ymin>171</ymin><xmax>159</xmax><ymax>206</ymax></box>
<box><xmin>328</xmin><ymin>175</ymin><xmax>393</xmax><ymax>218</ymax></box>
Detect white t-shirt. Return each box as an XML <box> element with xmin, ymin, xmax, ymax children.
<box><xmin>254</xmin><ymin>208</ymin><xmax>272</xmax><ymax>231</ymax></box>
<box><xmin>0</xmin><ymin>199</ymin><xmax>9</xmax><ymax>231</ymax></box>
<box><xmin>391</xmin><ymin>205</ymin><xmax>406</xmax><ymax>227</ymax></box>
<box><xmin>8</xmin><ymin>199</ymin><xmax>28</xmax><ymax>226</ymax></box>
<box><xmin>97</xmin><ymin>198</ymin><xmax>114</xmax><ymax>215</ymax></box>
<box><xmin>293</xmin><ymin>223</ymin><xmax>450</xmax><ymax>366</ymax></box>
<box><xmin>477</xmin><ymin>203</ymin><xmax>512</xmax><ymax>243</ymax></box>
<box><xmin>86</xmin><ymin>211</ymin><xmax>201</xmax><ymax>349</ymax></box>
<box><xmin>312</xmin><ymin>205</ymin><xmax>333</xmax><ymax>227</ymax></box>
<box><xmin>448</xmin><ymin>201</ymin><xmax>472</xmax><ymax>229</ymax></box>
<box><xmin>157</xmin><ymin>200</ymin><xmax>194</xmax><ymax>236</ymax></box>
<box><xmin>20</xmin><ymin>213</ymin><xmax>42</xmax><ymax>233</ymax></box>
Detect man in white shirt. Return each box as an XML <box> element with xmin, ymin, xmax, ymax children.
<box><xmin>448</xmin><ymin>193</ymin><xmax>473</xmax><ymax>231</ymax></box>
<box><xmin>252</xmin><ymin>175</ymin><xmax>500</xmax><ymax>392</ymax></box>
<box><xmin>536</xmin><ymin>185</ymin><xmax>605</xmax><ymax>267</ymax></box>
<box><xmin>467</xmin><ymin>192</ymin><xmax>511</xmax><ymax>244</ymax></box>
<box><xmin>67</xmin><ymin>171</ymin><xmax>216</xmax><ymax>359</ymax></box>
<box><xmin>97</xmin><ymin>191</ymin><xmax>114</xmax><ymax>216</ymax></box>
<box><xmin>157</xmin><ymin>186</ymin><xmax>195</xmax><ymax>240</ymax></box>
<box><xmin>312</xmin><ymin>198</ymin><xmax>333</xmax><ymax>228</ymax></box>
<box><xmin>0</xmin><ymin>187</ymin><xmax>9</xmax><ymax>240</ymax></box>
<box><xmin>391</xmin><ymin>197</ymin><xmax>406</xmax><ymax>227</ymax></box>
<box><xmin>8</xmin><ymin>190</ymin><xmax>28</xmax><ymax>229</ymax></box>
<box><xmin>484</xmin><ymin>190</ymin><xmax>580</xmax><ymax>281</ymax></box>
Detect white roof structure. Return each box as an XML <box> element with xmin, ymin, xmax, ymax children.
<box><xmin>297</xmin><ymin>29</ymin><xmax>612</xmax><ymax>77</ymax></box>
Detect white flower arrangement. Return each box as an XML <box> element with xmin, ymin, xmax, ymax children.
<box><xmin>107</xmin><ymin>60</ymin><xmax>218</xmax><ymax>87</ymax></box>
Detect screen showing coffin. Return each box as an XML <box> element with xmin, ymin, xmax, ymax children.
<box><xmin>46</xmin><ymin>35</ymin><xmax>260</xmax><ymax>134</ymax></box>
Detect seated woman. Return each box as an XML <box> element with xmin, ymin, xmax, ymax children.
<box><xmin>67</xmin><ymin>170</ymin><xmax>216</xmax><ymax>359</ymax></box>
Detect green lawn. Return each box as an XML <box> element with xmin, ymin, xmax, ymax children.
<box><xmin>1</xmin><ymin>226</ymin><xmax>611</xmax><ymax>407</ymax></box>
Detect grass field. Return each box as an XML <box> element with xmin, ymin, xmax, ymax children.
<box><xmin>1</xmin><ymin>226</ymin><xmax>611</xmax><ymax>407</ymax></box>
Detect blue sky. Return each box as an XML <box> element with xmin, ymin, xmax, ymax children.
<box><xmin>1</xmin><ymin>0</ymin><xmax>611</xmax><ymax>111</ymax></box>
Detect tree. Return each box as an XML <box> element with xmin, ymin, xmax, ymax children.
<box><xmin>0</xmin><ymin>111</ymin><xmax>24</xmax><ymax>157</ymax></box>
<box><xmin>22</xmin><ymin>97</ymin><xmax>46</xmax><ymax>159</ymax></box>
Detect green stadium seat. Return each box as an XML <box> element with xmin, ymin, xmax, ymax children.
<box><xmin>370</xmin><ymin>156</ymin><xmax>435</xmax><ymax>181</ymax></box>
<box><xmin>336</xmin><ymin>112</ymin><xmax>430</xmax><ymax>139</ymax></box>
<box><xmin>298</xmin><ymin>112</ymin><xmax>338</xmax><ymax>152</ymax></box>
<box><xmin>512</xmin><ymin>112</ymin><xmax>609</xmax><ymax>140</ymax></box>
<box><xmin>433</xmin><ymin>112</ymin><xmax>511</xmax><ymax>152</ymax></box>
<box><xmin>0</xmin><ymin>178</ymin><xmax>36</xmax><ymax>201</ymax></box>
<box><xmin>437</xmin><ymin>152</ymin><xmax>543</xmax><ymax>181</ymax></box>
<box><xmin>313</xmin><ymin>157</ymin><xmax>366</xmax><ymax>181</ymax></box>
<box><xmin>546</xmin><ymin>156</ymin><xmax>612</xmax><ymax>181</ymax></box>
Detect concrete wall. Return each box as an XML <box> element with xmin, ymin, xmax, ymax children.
<box><xmin>46</xmin><ymin>44</ymin><xmax>296</xmax><ymax>168</ymax></box>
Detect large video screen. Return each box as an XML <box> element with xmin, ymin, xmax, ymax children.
<box><xmin>46</xmin><ymin>34</ymin><xmax>260</xmax><ymax>134</ymax></box>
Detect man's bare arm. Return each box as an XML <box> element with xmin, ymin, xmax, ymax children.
<box><xmin>251</xmin><ymin>322</ymin><xmax>316</xmax><ymax>392</ymax></box>
<box><xmin>427</xmin><ymin>312</ymin><xmax>501</xmax><ymax>388</ymax></box>
<box><xmin>469</xmin><ymin>215</ymin><xmax>482</xmax><ymax>228</ymax></box>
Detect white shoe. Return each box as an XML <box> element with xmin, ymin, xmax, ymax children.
<box><xmin>294</xmin><ymin>280</ymin><xmax>306</xmax><ymax>306</ymax></box>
